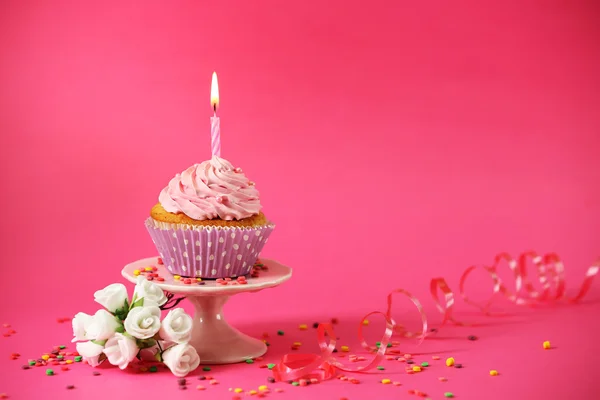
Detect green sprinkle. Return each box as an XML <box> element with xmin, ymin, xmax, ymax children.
<box><xmin>387</xmin><ymin>342</ymin><xmax>392</xmax><ymax>348</ymax></box>
<box><xmin>421</xmin><ymin>362</ymin><xmax>429</xmax><ymax>367</ymax></box>
<box><xmin>444</xmin><ymin>393</ymin><xmax>454</xmax><ymax>398</ymax></box>
<box><xmin>202</xmin><ymin>367</ymin><xmax>211</xmax><ymax>371</ymax></box>
<box><xmin>29</xmin><ymin>360</ymin><xmax>36</xmax><ymax>366</ymax></box>
<box><xmin>267</xmin><ymin>363</ymin><xmax>276</xmax><ymax>370</ymax></box>
<box><xmin>59</xmin><ymin>345</ymin><xmax>66</xmax><ymax>349</ymax></box>
<box><xmin>376</xmin><ymin>341</ymin><xmax>381</xmax><ymax>347</ymax></box>
<box><xmin>57</xmin><ymin>355</ymin><xmax>64</xmax><ymax>360</ymax></box>
<box><xmin>149</xmin><ymin>366</ymin><xmax>158</xmax><ymax>372</ymax></box>
<box><xmin>74</xmin><ymin>356</ymin><xmax>82</xmax><ymax>362</ymax></box>
<box><xmin>277</xmin><ymin>330</ymin><xmax>284</xmax><ymax>336</ymax></box>
<box><xmin>377</xmin><ymin>366</ymin><xmax>385</xmax><ymax>370</ymax></box>
<box><xmin>45</xmin><ymin>369</ymin><xmax>54</xmax><ymax>376</ymax></box>
<box><xmin>245</xmin><ymin>359</ymin><xmax>254</xmax><ymax>364</ymax></box>
<box><xmin>291</xmin><ymin>381</ymin><xmax>299</xmax><ymax>386</ymax></box>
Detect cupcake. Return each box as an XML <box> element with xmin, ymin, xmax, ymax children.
<box><xmin>146</xmin><ymin>155</ymin><xmax>274</xmax><ymax>278</ymax></box>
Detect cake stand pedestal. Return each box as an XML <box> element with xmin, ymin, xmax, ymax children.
<box><xmin>122</xmin><ymin>257</ymin><xmax>292</xmax><ymax>364</ymax></box>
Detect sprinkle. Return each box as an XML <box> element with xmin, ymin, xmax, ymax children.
<box><xmin>209</xmin><ymin>379</ymin><xmax>219</xmax><ymax>385</ymax></box>
<box><xmin>412</xmin><ymin>366</ymin><xmax>422</xmax><ymax>372</ymax></box>
<box><xmin>438</xmin><ymin>377</ymin><xmax>447</xmax><ymax>382</ymax></box>
<box><xmin>467</xmin><ymin>335</ymin><xmax>477</xmax><ymax>341</ymax></box>
<box><xmin>21</xmin><ymin>365</ymin><xmax>29</xmax><ymax>370</ymax></box>
<box><xmin>45</xmin><ymin>369</ymin><xmax>54</xmax><ymax>376</ymax></box>
<box><xmin>74</xmin><ymin>356</ymin><xmax>82</xmax><ymax>362</ymax></box>
<box><xmin>144</xmin><ymin>266</ymin><xmax>153</xmax><ymax>271</ymax></box>
<box><xmin>267</xmin><ymin>363</ymin><xmax>276</xmax><ymax>369</ymax></box>
<box><xmin>362</xmin><ymin>319</ymin><xmax>369</xmax><ymax>325</ymax></box>
<box><xmin>331</xmin><ymin>318</ymin><xmax>339</xmax><ymax>324</ymax></box>
<box><xmin>291</xmin><ymin>382</ymin><xmax>299</xmax><ymax>386</ymax></box>
<box><xmin>174</xmin><ymin>275</ymin><xmax>181</xmax><ymax>280</ymax></box>
<box><xmin>249</xmin><ymin>389</ymin><xmax>259</xmax><ymax>394</ymax></box>
<box><xmin>259</xmin><ymin>385</ymin><xmax>268</xmax><ymax>391</ymax></box>
<box><xmin>93</xmin><ymin>371</ymin><xmax>101</xmax><ymax>376</ymax></box>
<box><xmin>543</xmin><ymin>340</ymin><xmax>551</xmax><ymax>349</ymax></box>
<box><xmin>245</xmin><ymin>359</ymin><xmax>254</xmax><ymax>364</ymax></box>
<box><xmin>445</xmin><ymin>357</ymin><xmax>455</xmax><ymax>367</ymax></box>
<box><xmin>432</xmin><ymin>356</ymin><xmax>440</xmax><ymax>360</ymax></box>
<box><xmin>421</xmin><ymin>362</ymin><xmax>429</xmax><ymax>367</ymax></box>
<box><xmin>299</xmin><ymin>324</ymin><xmax>308</xmax><ymax>330</ymax></box>
<box><xmin>28</xmin><ymin>360</ymin><xmax>35</xmax><ymax>366</ymax></box>
<box><xmin>490</xmin><ymin>370</ymin><xmax>498</xmax><ymax>376</ymax></box>
<box><xmin>61</xmin><ymin>366</ymin><xmax>69</xmax><ymax>371</ymax></box>
<box><xmin>198</xmin><ymin>376</ymin><xmax>207</xmax><ymax>380</ymax></box>
<box><xmin>377</xmin><ymin>366</ymin><xmax>385</xmax><ymax>370</ymax></box>
<box><xmin>149</xmin><ymin>366</ymin><xmax>157</xmax><ymax>372</ymax></box>
<box><xmin>196</xmin><ymin>385</ymin><xmax>205</xmax><ymax>390</ymax></box>
<box><xmin>293</xmin><ymin>342</ymin><xmax>302</xmax><ymax>347</ymax></box>
<box><xmin>444</xmin><ymin>392</ymin><xmax>454</xmax><ymax>398</ymax></box>
<box><xmin>41</xmin><ymin>355</ymin><xmax>50</xmax><ymax>361</ymax></box>
<box><xmin>341</xmin><ymin>345</ymin><xmax>349</xmax><ymax>352</ymax></box>
<box><xmin>0</xmin><ymin>394</ymin><xmax>7</xmax><ymax>398</ymax></box>
<box><xmin>267</xmin><ymin>377</ymin><xmax>275</xmax><ymax>383</ymax></box>
<box><xmin>179</xmin><ymin>386</ymin><xmax>187</xmax><ymax>390</ymax></box>
<box><xmin>66</xmin><ymin>385</ymin><xmax>75</xmax><ymax>390</ymax></box>
<box><xmin>406</xmin><ymin>359</ymin><xmax>414</xmax><ymax>364</ymax></box>
<box><xmin>133</xmin><ymin>269</ymin><xmax>141</xmax><ymax>276</ymax></box>
<box><xmin>65</xmin><ymin>360</ymin><xmax>73</xmax><ymax>364</ymax></box>
<box><xmin>381</xmin><ymin>378</ymin><xmax>391</xmax><ymax>384</ymax></box>
<box><xmin>178</xmin><ymin>378</ymin><xmax>187</xmax><ymax>386</ymax></box>
<box><xmin>393</xmin><ymin>381</ymin><xmax>401</xmax><ymax>386</ymax></box>
<box><xmin>277</xmin><ymin>330</ymin><xmax>284</xmax><ymax>336</ymax></box>
<box><xmin>203</xmin><ymin>367</ymin><xmax>211</xmax><ymax>371</ymax></box>
<box><xmin>404</xmin><ymin>353</ymin><xmax>412</xmax><ymax>359</ymax></box>
<box><xmin>275</xmin><ymin>388</ymin><xmax>284</xmax><ymax>393</ymax></box>
<box><xmin>454</xmin><ymin>364</ymin><xmax>463</xmax><ymax>368</ymax></box>
<box><xmin>299</xmin><ymin>379</ymin><xmax>308</xmax><ymax>386</ymax></box>
<box><xmin>313</xmin><ymin>322</ymin><xmax>319</xmax><ymax>328</ymax></box>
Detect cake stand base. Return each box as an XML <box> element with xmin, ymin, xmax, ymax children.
<box><xmin>122</xmin><ymin>257</ymin><xmax>292</xmax><ymax>364</ymax></box>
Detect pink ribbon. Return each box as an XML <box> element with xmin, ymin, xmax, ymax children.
<box><xmin>272</xmin><ymin>251</ymin><xmax>599</xmax><ymax>382</ymax></box>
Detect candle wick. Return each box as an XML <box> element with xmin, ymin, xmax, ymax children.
<box><xmin>213</xmin><ymin>104</ymin><xmax>217</xmax><ymax>115</ymax></box>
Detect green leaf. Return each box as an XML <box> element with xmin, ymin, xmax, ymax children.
<box><xmin>130</xmin><ymin>297</ymin><xmax>144</xmax><ymax>309</ymax></box>
<box><xmin>115</xmin><ymin>324</ymin><xmax>125</xmax><ymax>334</ymax></box>
<box><xmin>91</xmin><ymin>339</ymin><xmax>107</xmax><ymax>346</ymax></box>
<box><xmin>154</xmin><ymin>352</ymin><xmax>162</xmax><ymax>362</ymax></box>
<box><xmin>136</xmin><ymin>339</ymin><xmax>156</xmax><ymax>349</ymax></box>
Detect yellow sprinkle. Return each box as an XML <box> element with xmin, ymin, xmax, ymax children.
<box><xmin>258</xmin><ymin>385</ymin><xmax>268</xmax><ymax>391</ymax></box>
<box><xmin>293</xmin><ymin>342</ymin><xmax>302</xmax><ymax>347</ymax></box>
<box><xmin>446</xmin><ymin>357</ymin><xmax>455</xmax><ymax>367</ymax></box>
<box><xmin>133</xmin><ymin>269</ymin><xmax>141</xmax><ymax>276</ymax></box>
<box><xmin>298</xmin><ymin>324</ymin><xmax>308</xmax><ymax>330</ymax></box>
<box><xmin>196</xmin><ymin>278</ymin><xmax>202</xmax><ymax>281</ymax></box>
<box><xmin>412</xmin><ymin>366</ymin><xmax>422</xmax><ymax>372</ymax></box>
<box><xmin>490</xmin><ymin>370</ymin><xmax>498</xmax><ymax>376</ymax></box>
<box><xmin>341</xmin><ymin>345</ymin><xmax>350</xmax><ymax>352</ymax></box>
<box><xmin>41</xmin><ymin>355</ymin><xmax>50</xmax><ymax>361</ymax></box>
<box><xmin>543</xmin><ymin>340</ymin><xmax>551</xmax><ymax>349</ymax></box>
<box><xmin>145</xmin><ymin>267</ymin><xmax>153</xmax><ymax>272</ymax></box>
<box><xmin>362</xmin><ymin>319</ymin><xmax>369</xmax><ymax>326</ymax></box>
<box><xmin>381</xmin><ymin>378</ymin><xmax>391</xmax><ymax>384</ymax></box>
<box><xmin>65</xmin><ymin>359</ymin><xmax>73</xmax><ymax>364</ymax></box>
<box><xmin>234</xmin><ymin>388</ymin><xmax>243</xmax><ymax>393</ymax></box>
<box><xmin>174</xmin><ymin>275</ymin><xmax>181</xmax><ymax>280</ymax></box>
<box><xmin>249</xmin><ymin>390</ymin><xmax>258</xmax><ymax>395</ymax></box>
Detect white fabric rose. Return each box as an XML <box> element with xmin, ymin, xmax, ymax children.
<box><xmin>162</xmin><ymin>343</ymin><xmax>200</xmax><ymax>377</ymax></box>
<box><xmin>76</xmin><ymin>341</ymin><xmax>104</xmax><ymax>367</ymax></box>
<box><xmin>86</xmin><ymin>309</ymin><xmax>121</xmax><ymax>341</ymax></box>
<box><xmin>72</xmin><ymin>312</ymin><xmax>94</xmax><ymax>342</ymax></box>
<box><xmin>103</xmin><ymin>333</ymin><xmax>138</xmax><ymax>370</ymax></box>
<box><xmin>133</xmin><ymin>276</ymin><xmax>167</xmax><ymax>307</ymax></box>
<box><xmin>124</xmin><ymin>306</ymin><xmax>161</xmax><ymax>339</ymax></box>
<box><xmin>94</xmin><ymin>283</ymin><xmax>128</xmax><ymax>313</ymax></box>
<box><xmin>159</xmin><ymin>308</ymin><xmax>193</xmax><ymax>344</ymax></box>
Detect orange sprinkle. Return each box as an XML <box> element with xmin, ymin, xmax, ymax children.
<box><xmin>432</xmin><ymin>356</ymin><xmax>440</xmax><ymax>360</ymax></box>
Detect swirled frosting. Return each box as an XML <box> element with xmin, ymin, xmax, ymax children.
<box><xmin>158</xmin><ymin>156</ymin><xmax>262</xmax><ymax>221</ymax></box>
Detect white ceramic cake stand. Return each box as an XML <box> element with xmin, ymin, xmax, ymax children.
<box><xmin>122</xmin><ymin>257</ymin><xmax>292</xmax><ymax>364</ymax></box>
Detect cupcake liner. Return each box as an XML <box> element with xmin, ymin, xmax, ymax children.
<box><xmin>145</xmin><ymin>218</ymin><xmax>274</xmax><ymax>278</ymax></box>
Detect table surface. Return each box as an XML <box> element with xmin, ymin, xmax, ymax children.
<box><xmin>122</xmin><ymin>257</ymin><xmax>292</xmax><ymax>296</ymax></box>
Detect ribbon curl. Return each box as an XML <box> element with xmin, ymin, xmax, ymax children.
<box><xmin>272</xmin><ymin>251</ymin><xmax>599</xmax><ymax>382</ymax></box>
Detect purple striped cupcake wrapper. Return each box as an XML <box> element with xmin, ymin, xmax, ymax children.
<box><xmin>145</xmin><ymin>217</ymin><xmax>275</xmax><ymax>278</ymax></box>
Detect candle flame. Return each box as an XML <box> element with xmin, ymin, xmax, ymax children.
<box><xmin>211</xmin><ymin>72</ymin><xmax>219</xmax><ymax>112</ymax></box>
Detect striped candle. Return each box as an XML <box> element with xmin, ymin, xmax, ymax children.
<box><xmin>211</xmin><ymin>114</ymin><xmax>221</xmax><ymax>157</ymax></box>
<box><xmin>210</xmin><ymin>72</ymin><xmax>221</xmax><ymax>157</ymax></box>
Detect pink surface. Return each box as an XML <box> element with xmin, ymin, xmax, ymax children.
<box><xmin>0</xmin><ymin>0</ymin><xmax>599</xmax><ymax>399</ymax></box>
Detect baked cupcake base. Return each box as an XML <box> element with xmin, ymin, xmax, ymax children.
<box><xmin>146</xmin><ymin>216</ymin><xmax>274</xmax><ymax>279</ymax></box>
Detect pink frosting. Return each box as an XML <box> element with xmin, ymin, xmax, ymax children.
<box><xmin>158</xmin><ymin>156</ymin><xmax>262</xmax><ymax>221</ymax></box>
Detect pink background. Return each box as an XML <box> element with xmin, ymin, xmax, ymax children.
<box><xmin>1</xmin><ymin>0</ymin><xmax>599</xmax><ymax>399</ymax></box>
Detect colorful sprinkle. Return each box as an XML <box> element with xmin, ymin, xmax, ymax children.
<box><xmin>277</xmin><ymin>330</ymin><xmax>284</xmax><ymax>336</ymax></box>
<box><xmin>445</xmin><ymin>357</ymin><xmax>455</xmax><ymax>367</ymax></box>
<box><xmin>258</xmin><ymin>385</ymin><xmax>268</xmax><ymax>391</ymax></box>
<box><xmin>149</xmin><ymin>366</ymin><xmax>158</xmax><ymax>372</ymax></box>
<box><xmin>381</xmin><ymin>378</ymin><xmax>391</xmax><ymax>384</ymax></box>
<box><xmin>467</xmin><ymin>335</ymin><xmax>477</xmax><ymax>341</ymax></box>
<box><xmin>74</xmin><ymin>356</ymin><xmax>82</xmax><ymax>362</ymax></box>
<box><xmin>234</xmin><ymin>388</ymin><xmax>243</xmax><ymax>393</ymax></box>
<box><xmin>377</xmin><ymin>366</ymin><xmax>385</xmax><ymax>370</ymax></box>
<box><xmin>341</xmin><ymin>346</ymin><xmax>349</xmax><ymax>352</ymax></box>
<box><xmin>490</xmin><ymin>370</ymin><xmax>498</xmax><ymax>376</ymax></box>
<box><xmin>245</xmin><ymin>359</ymin><xmax>254</xmax><ymax>364</ymax></box>
<box><xmin>363</xmin><ymin>319</ymin><xmax>369</xmax><ymax>325</ymax></box>
<box><xmin>45</xmin><ymin>369</ymin><xmax>54</xmax><ymax>376</ymax></box>
<box><xmin>299</xmin><ymin>324</ymin><xmax>308</xmax><ymax>330</ymax></box>
<box><xmin>267</xmin><ymin>363</ymin><xmax>276</xmax><ymax>369</ymax></box>
<box><xmin>432</xmin><ymin>356</ymin><xmax>440</xmax><ymax>360</ymax></box>
<box><xmin>412</xmin><ymin>366</ymin><xmax>422</xmax><ymax>372</ymax></box>
<box><xmin>291</xmin><ymin>382</ymin><xmax>299</xmax><ymax>386</ymax></box>
<box><xmin>438</xmin><ymin>377</ymin><xmax>448</xmax><ymax>382</ymax></box>
<box><xmin>455</xmin><ymin>364</ymin><xmax>463</xmax><ymax>369</ymax></box>
<box><xmin>196</xmin><ymin>385</ymin><xmax>205</xmax><ymax>390</ymax></box>
<box><xmin>543</xmin><ymin>340</ymin><xmax>551</xmax><ymax>349</ymax></box>
<box><xmin>421</xmin><ymin>362</ymin><xmax>429</xmax><ymax>367</ymax></box>
<box><xmin>133</xmin><ymin>269</ymin><xmax>141</xmax><ymax>276</ymax></box>
<box><xmin>444</xmin><ymin>392</ymin><xmax>454</xmax><ymax>398</ymax></box>
<box><xmin>203</xmin><ymin>367</ymin><xmax>211</xmax><ymax>371</ymax></box>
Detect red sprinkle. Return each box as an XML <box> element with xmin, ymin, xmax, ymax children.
<box><xmin>146</xmin><ymin>276</ymin><xmax>154</xmax><ymax>281</ymax></box>
<box><xmin>157</xmin><ymin>257</ymin><xmax>164</xmax><ymax>265</ymax></box>
<box><xmin>156</xmin><ymin>277</ymin><xmax>165</xmax><ymax>282</ymax></box>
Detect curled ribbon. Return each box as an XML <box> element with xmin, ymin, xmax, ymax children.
<box><xmin>272</xmin><ymin>251</ymin><xmax>599</xmax><ymax>382</ymax></box>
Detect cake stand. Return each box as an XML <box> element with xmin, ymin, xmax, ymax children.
<box><xmin>122</xmin><ymin>257</ymin><xmax>292</xmax><ymax>364</ymax></box>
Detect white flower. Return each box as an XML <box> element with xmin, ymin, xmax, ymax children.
<box><xmin>162</xmin><ymin>343</ymin><xmax>200</xmax><ymax>377</ymax></box>
<box><xmin>103</xmin><ymin>333</ymin><xmax>138</xmax><ymax>370</ymax></box>
<box><xmin>159</xmin><ymin>308</ymin><xmax>193</xmax><ymax>344</ymax></box>
<box><xmin>94</xmin><ymin>283</ymin><xmax>128</xmax><ymax>313</ymax></box>
<box><xmin>86</xmin><ymin>309</ymin><xmax>121</xmax><ymax>341</ymax></box>
<box><xmin>133</xmin><ymin>276</ymin><xmax>167</xmax><ymax>307</ymax></box>
<box><xmin>124</xmin><ymin>306</ymin><xmax>161</xmax><ymax>339</ymax></box>
<box><xmin>76</xmin><ymin>341</ymin><xmax>104</xmax><ymax>367</ymax></box>
<box><xmin>72</xmin><ymin>312</ymin><xmax>94</xmax><ymax>342</ymax></box>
